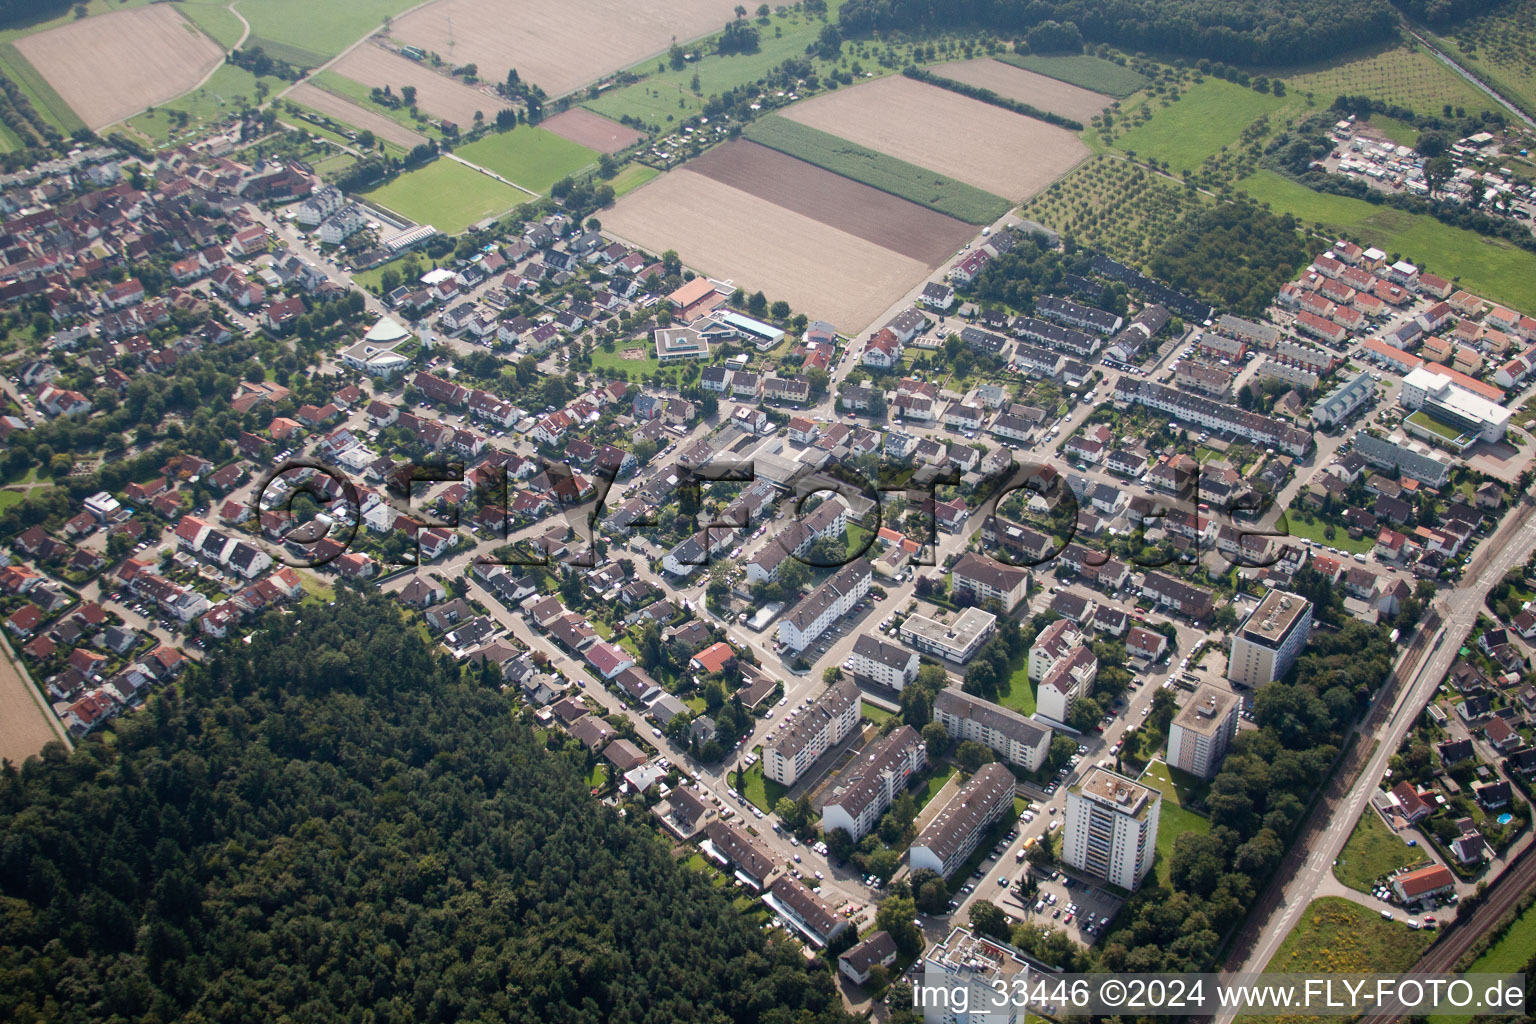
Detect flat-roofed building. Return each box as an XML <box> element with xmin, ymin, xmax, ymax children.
<box><xmin>1227</xmin><ymin>589</ymin><xmax>1312</xmax><ymax>688</ymax></box>
<box><xmin>933</xmin><ymin>689</ymin><xmax>1051</xmax><ymax>771</ymax></box>
<box><xmin>1063</xmin><ymin>767</ymin><xmax>1161</xmax><ymax>891</ymax></box>
<box><xmin>762</xmin><ymin>678</ymin><xmax>860</xmax><ymax>786</ymax></box>
<box><xmin>1399</xmin><ymin>365</ymin><xmax>1511</xmax><ymax>442</ymax></box>
<box><xmin>1166</xmin><ymin>685</ymin><xmax>1240</xmax><ymax>779</ymax></box>
<box><xmin>909</xmin><ymin>763</ymin><xmax>1016</xmax><ymax>878</ymax></box>
<box><xmin>848</xmin><ymin>633</ymin><xmax>920</xmax><ymax>690</ymax></box>
<box><xmin>901</xmin><ymin>607</ymin><xmax>997</xmax><ymax>664</ymax></box>
<box><xmin>920</xmin><ymin>926</ymin><xmax>1057</xmax><ymax>1024</ymax></box>
<box><xmin>821</xmin><ymin>725</ymin><xmax>927</xmax><ymax>841</ymax></box>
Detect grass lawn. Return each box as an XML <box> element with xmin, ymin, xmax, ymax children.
<box><xmin>0</xmin><ymin>41</ymin><xmax>86</xmax><ymax>133</ymax></box>
<box><xmin>912</xmin><ymin>763</ymin><xmax>957</xmax><ymax>812</ymax></box>
<box><xmin>0</xmin><ymin>489</ymin><xmax>28</xmax><ymax>512</ymax></box>
<box><xmin>178</xmin><ymin>1</ymin><xmax>249</xmax><ymax>49</ymax></box>
<box><xmin>847</xmin><ymin>522</ymin><xmax>872</xmax><ymax>559</ymax></box>
<box><xmin>1406</xmin><ymin>409</ymin><xmax>1469</xmax><ymax>442</ymax></box>
<box><xmin>743</xmin><ymin>115</ymin><xmax>1011</xmax><ymax>224</ymax></box>
<box><xmin>729</xmin><ymin>760</ymin><xmax>787</xmax><ymax>813</ymax></box>
<box><xmin>296</xmin><ymin>570</ymin><xmax>336</xmax><ymax>603</ymax></box>
<box><xmin>1367</xmin><ymin>114</ymin><xmax>1421</xmax><ymax>148</ymax></box>
<box><xmin>610</xmin><ymin>162</ymin><xmax>659</xmax><ymax>196</ymax></box>
<box><xmin>455</xmin><ymin>126</ymin><xmax>599</xmax><ymax>194</ymax></box>
<box><xmin>1332</xmin><ymin>807</ymin><xmax>1428</xmax><ymax>892</ymax></box>
<box><xmin>996</xmin><ymin>655</ymin><xmax>1036</xmax><ymax>715</ymax></box>
<box><xmin>993</xmin><ymin>52</ymin><xmax>1148</xmax><ymax>98</ymax></box>
<box><xmin>1277</xmin><ymin>507</ymin><xmax>1377</xmax><ymax>554</ymax></box>
<box><xmin>1285</xmin><ymin>43</ymin><xmax>1500</xmax><ymax>119</ymax></box>
<box><xmin>1431</xmin><ymin>901</ymin><xmax>1536</xmax><ymax>1023</ymax></box>
<box><xmin>122</xmin><ymin>64</ymin><xmax>282</xmax><ymax>144</ymax></box>
<box><xmin>235</xmin><ymin>0</ymin><xmax>420</xmax><ymax>67</ymax></box>
<box><xmin>583</xmin><ymin>2</ymin><xmax>851</xmax><ymax>128</ymax></box>
<box><xmin>586</xmin><ymin>762</ymin><xmax>607</xmax><ymax>789</ymax></box>
<box><xmin>1266</xmin><ymin>896</ymin><xmax>1434</xmax><ymax>974</ymax></box>
<box><xmin>1139</xmin><ymin>759</ymin><xmax>1212</xmax><ymax>888</ymax></box>
<box><xmin>363</xmin><ymin>158</ymin><xmax>526</xmax><ymax>233</ymax></box>
<box><xmin>588</xmin><ymin>342</ymin><xmax>661</xmax><ymax>378</ymax></box>
<box><xmin>861</xmin><ymin>699</ymin><xmax>892</xmax><ymax>725</ymax></box>
<box><xmin>1115</xmin><ymin>78</ymin><xmax>1287</xmax><ymax>174</ymax></box>
<box><xmin>1237</xmin><ymin>169</ymin><xmax>1536</xmax><ymax>311</ymax></box>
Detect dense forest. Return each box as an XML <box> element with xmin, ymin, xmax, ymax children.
<box><xmin>0</xmin><ymin>594</ymin><xmax>858</xmax><ymax>1024</ymax></box>
<box><xmin>1149</xmin><ymin>203</ymin><xmax>1310</xmax><ymax>318</ymax></box>
<box><xmin>838</xmin><ymin>0</ymin><xmax>1400</xmax><ymax>66</ymax></box>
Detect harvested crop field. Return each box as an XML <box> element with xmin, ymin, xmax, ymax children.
<box><xmin>331</xmin><ymin>44</ymin><xmax>509</xmax><ymax>127</ymax></box>
<box><xmin>542</xmin><ymin>107</ymin><xmax>645</xmax><ymax>153</ymax></box>
<box><xmin>288</xmin><ymin>82</ymin><xmax>427</xmax><ymax>149</ymax></box>
<box><xmin>933</xmin><ymin>58</ymin><xmax>1113</xmax><ymax>122</ymax></box>
<box><xmin>781</xmin><ymin>75</ymin><xmax>1089</xmax><ymax>202</ymax></box>
<box><xmin>604</xmin><ymin>169</ymin><xmax>931</xmax><ymax>330</ymax></box>
<box><xmin>688</xmin><ymin>141</ymin><xmax>973</xmax><ymax>264</ymax></box>
<box><xmin>0</xmin><ymin>639</ymin><xmax>67</xmax><ymax>766</ymax></box>
<box><xmin>387</xmin><ymin>0</ymin><xmax>740</xmax><ymax>100</ymax></box>
<box><xmin>14</xmin><ymin>5</ymin><xmax>225</xmax><ymax>130</ymax></box>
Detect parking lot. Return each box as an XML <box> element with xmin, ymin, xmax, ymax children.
<box><xmin>1002</xmin><ymin>866</ymin><xmax>1123</xmax><ymax>947</ymax></box>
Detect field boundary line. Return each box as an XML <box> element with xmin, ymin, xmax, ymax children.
<box><xmin>443</xmin><ymin>151</ymin><xmax>539</xmax><ymax>198</ymax></box>
<box><xmin>91</xmin><ymin>5</ymin><xmax>235</xmax><ymax>136</ymax></box>
<box><xmin>275</xmin><ymin>0</ymin><xmax>441</xmax><ymax>104</ymax></box>
<box><xmin>0</xmin><ymin>40</ymin><xmax>85</xmax><ymax>133</ymax></box>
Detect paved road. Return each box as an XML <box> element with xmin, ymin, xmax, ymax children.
<box><xmin>1212</xmin><ymin>498</ymin><xmax>1536</xmax><ymax>1024</ymax></box>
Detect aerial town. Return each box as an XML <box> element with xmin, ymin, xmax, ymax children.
<box><xmin>1</xmin><ymin>0</ymin><xmax>1536</xmax><ymax>1021</ymax></box>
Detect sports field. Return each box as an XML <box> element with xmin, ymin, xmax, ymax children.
<box><xmin>234</xmin><ymin>0</ymin><xmax>420</xmax><ymax>67</ymax></box>
<box><xmin>14</xmin><ymin>4</ymin><xmax>224</xmax><ymax>129</ymax></box>
<box><xmin>288</xmin><ymin>81</ymin><xmax>427</xmax><ymax>150</ymax></box>
<box><xmin>542</xmin><ymin>107</ymin><xmax>645</xmax><ymax>153</ymax></box>
<box><xmin>387</xmin><ymin>0</ymin><xmax>739</xmax><ymax>100</ymax></box>
<box><xmin>604</xmin><ymin>168</ymin><xmax>932</xmax><ymax>330</ymax></box>
<box><xmin>994</xmin><ymin>52</ymin><xmax>1148</xmax><ymax>98</ymax></box>
<box><xmin>331</xmin><ymin>44</ymin><xmax>510</xmax><ymax>127</ymax></box>
<box><xmin>1114</xmin><ymin>77</ymin><xmax>1287</xmax><ymax>174</ymax></box>
<box><xmin>454</xmin><ymin>127</ymin><xmax>598</xmax><ymax>194</ymax></box>
<box><xmin>781</xmin><ymin>75</ymin><xmax>1089</xmax><ymax>201</ymax></box>
<box><xmin>743</xmin><ymin>115</ymin><xmax>1011</xmax><ymax>224</ymax></box>
<box><xmin>688</xmin><ymin>140</ymin><xmax>974</xmax><ymax>263</ymax></box>
<box><xmin>1238</xmin><ymin>169</ymin><xmax>1536</xmax><ymax>311</ymax></box>
<box><xmin>363</xmin><ymin>157</ymin><xmax>526</xmax><ymax>233</ymax></box>
<box><xmin>932</xmin><ymin>58</ymin><xmax>1113</xmax><ymax>122</ymax></box>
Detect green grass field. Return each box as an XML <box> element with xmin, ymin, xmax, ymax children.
<box><xmin>1368</xmin><ymin>114</ymin><xmax>1421</xmax><ymax>147</ymax></box>
<box><xmin>1267</xmin><ymin>896</ymin><xmax>1434</xmax><ymax>974</ymax></box>
<box><xmin>1115</xmin><ymin>78</ymin><xmax>1287</xmax><ymax>174</ymax></box>
<box><xmin>363</xmin><ymin>157</ymin><xmax>526</xmax><ymax>233</ymax></box>
<box><xmin>455</xmin><ymin>126</ymin><xmax>599</xmax><ymax>194</ymax></box>
<box><xmin>860</xmin><ymin>699</ymin><xmax>892</xmax><ymax>724</ymax></box>
<box><xmin>1436</xmin><ymin>2</ymin><xmax>1536</xmax><ymax>121</ymax></box>
<box><xmin>610</xmin><ymin>162</ymin><xmax>659</xmax><ymax>196</ymax></box>
<box><xmin>1430</xmin><ymin>901</ymin><xmax>1536</xmax><ymax>1023</ymax></box>
<box><xmin>1287</xmin><ymin>43</ymin><xmax>1500</xmax><ymax>118</ymax></box>
<box><xmin>1237</xmin><ymin>169</ymin><xmax>1536</xmax><ymax>311</ymax></box>
<box><xmin>743</xmin><ymin>115</ymin><xmax>1011</xmax><ymax>224</ymax></box>
<box><xmin>1139</xmin><ymin>760</ymin><xmax>1212</xmax><ymax>887</ymax></box>
<box><xmin>729</xmin><ymin>760</ymin><xmax>787</xmax><ymax>813</ymax></box>
<box><xmin>912</xmin><ymin>763</ymin><xmax>957</xmax><ymax>811</ymax></box>
<box><xmin>583</xmin><ymin>3</ymin><xmax>848</xmax><ymax>127</ymax></box>
<box><xmin>0</xmin><ymin>41</ymin><xmax>86</xmax><ymax>133</ymax></box>
<box><xmin>1332</xmin><ymin>807</ymin><xmax>1428</xmax><ymax>892</ymax></box>
<box><xmin>588</xmin><ymin>342</ymin><xmax>660</xmax><ymax>378</ymax></box>
<box><xmin>177</xmin><ymin>1</ymin><xmax>248</xmax><ymax>50</ymax></box>
<box><xmin>993</xmin><ymin>52</ymin><xmax>1148</xmax><ymax>98</ymax></box>
<box><xmin>308</xmin><ymin>69</ymin><xmax>444</xmax><ymax>140</ymax></box>
<box><xmin>120</xmin><ymin>63</ymin><xmax>280</xmax><ymax>143</ymax></box>
<box><xmin>234</xmin><ymin>0</ymin><xmax>419</xmax><ymax>67</ymax></box>
<box><xmin>1276</xmin><ymin>505</ymin><xmax>1376</xmax><ymax>553</ymax></box>
<box><xmin>997</xmin><ymin>656</ymin><xmax>1037</xmax><ymax>716</ymax></box>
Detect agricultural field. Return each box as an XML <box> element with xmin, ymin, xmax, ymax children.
<box><xmin>0</xmin><ymin>640</ymin><xmax>66</xmax><ymax>766</ymax></box>
<box><xmin>688</xmin><ymin>140</ymin><xmax>974</xmax><ymax>263</ymax></box>
<box><xmin>781</xmin><ymin>75</ymin><xmax>1089</xmax><ymax>201</ymax></box>
<box><xmin>0</xmin><ymin>0</ymin><xmax>159</xmax><ymax>45</ymax></box>
<box><xmin>13</xmin><ymin>4</ymin><xmax>224</xmax><ymax>130</ymax></box>
<box><xmin>1332</xmin><ymin>806</ymin><xmax>1428</xmax><ymax>892</ymax></box>
<box><xmin>233</xmin><ymin>0</ymin><xmax>420</xmax><ymax>68</ymax></box>
<box><xmin>583</xmin><ymin>1</ymin><xmax>845</xmax><ymax>127</ymax></box>
<box><xmin>287</xmin><ymin>81</ymin><xmax>427</xmax><ymax>150</ymax></box>
<box><xmin>0</xmin><ymin>40</ymin><xmax>84</xmax><ymax>133</ymax></box>
<box><xmin>176</xmin><ymin>1</ymin><xmax>249</xmax><ymax>50</ymax></box>
<box><xmin>387</xmin><ymin>0</ymin><xmax>739</xmax><ymax>101</ymax></box>
<box><xmin>362</xmin><ymin>156</ymin><xmax>526</xmax><ymax>233</ymax></box>
<box><xmin>744</xmin><ymin>115</ymin><xmax>1010</xmax><ymax>224</ymax></box>
<box><xmin>542</xmin><ymin>107</ymin><xmax>645</xmax><ymax>153</ymax></box>
<box><xmin>1437</xmin><ymin>0</ymin><xmax>1536</xmax><ymax>120</ymax></box>
<box><xmin>1114</xmin><ymin>77</ymin><xmax>1288</xmax><ymax>174</ymax></box>
<box><xmin>932</xmin><ymin>58</ymin><xmax>1113</xmax><ymax>122</ymax></box>
<box><xmin>1237</xmin><ymin>169</ymin><xmax>1536</xmax><ymax>311</ymax></box>
<box><xmin>1020</xmin><ymin>155</ymin><xmax>1206</xmax><ymax>271</ymax></box>
<box><xmin>331</xmin><ymin>44</ymin><xmax>509</xmax><ymax>127</ymax></box>
<box><xmin>603</xmin><ymin>168</ymin><xmax>932</xmax><ymax>330</ymax></box>
<box><xmin>454</xmin><ymin>126</ymin><xmax>598</xmax><ymax>194</ymax></box>
<box><xmin>1285</xmin><ymin>43</ymin><xmax>1498</xmax><ymax>118</ymax></box>
<box><xmin>610</xmin><ymin>162</ymin><xmax>660</xmax><ymax>196</ymax></box>
<box><xmin>121</xmin><ymin>64</ymin><xmax>281</xmax><ymax>146</ymax></box>
<box><xmin>994</xmin><ymin>52</ymin><xmax>1148</xmax><ymax>98</ymax></box>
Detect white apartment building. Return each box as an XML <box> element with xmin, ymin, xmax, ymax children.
<box><xmin>949</xmin><ymin>552</ymin><xmax>1030</xmax><ymax>613</ymax></box>
<box><xmin>762</xmin><ymin>679</ymin><xmax>860</xmax><ymax>786</ymax></box>
<box><xmin>933</xmin><ymin>689</ymin><xmax>1051</xmax><ymax>771</ymax></box>
<box><xmin>1063</xmin><ymin>767</ymin><xmax>1161</xmax><ymax>891</ymax></box>
<box><xmin>847</xmin><ymin>633</ymin><xmax>920</xmax><ymax>690</ymax></box>
<box><xmin>900</xmin><ymin>607</ymin><xmax>997</xmax><ymax>664</ymax></box>
<box><xmin>1227</xmin><ymin>589</ymin><xmax>1312</xmax><ymax>688</ymax></box>
<box><xmin>1167</xmin><ymin>685</ymin><xmax>1240</xmax><ymax>780</ymax></box>
<box><xmin>908</xmin><ymin>763</ymin><xmax>1016</xmax><ymax>879</ymax></box>
<box><xmin>1027</xmin><ymin>618</ymin><xmax>1080</xmax><ymax>682</ymax></box>
<box><xmin>820</xmin><ymin>725</ymin><xmax>926</xmax><ymax>841</ymax></box>
<box><xmin>1035</xmin><ymin>644</ymin><xmax>1098</xmax><ymax>725</ymax></box>
<box><xmin>777</xmin><ymin>559</ymin><xmax>871</xmax><ymax>653</ymax></box>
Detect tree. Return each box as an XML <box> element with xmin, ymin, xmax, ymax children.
<box><xmin>1027</xmin><ymin>831</ymin><xmax>1057</xmax><ymax>867</ymax></box>
<box><xmin>955</xmin><ymin>740</ymin><xmax>992</xmax><ymax>772</ymax></box>
<box><xmin>912</xmin><ymin>869</ymin><xmax>949</xmax><ymax>913</ymax></box>
<box><xmin>876</xmin><ymin>895</ymin><xmax>923</xmax><ymax>954</ymax></box>
<box><xmin>747</xmin><ymin>290</ymin><xmax>768</xmax><ymax>315</ymax></box>
<box><xmin>826</xmin><ymin>826</ymin><xmax>856</xmax><ymax>862</ymax></box>
<box><xmin>969</xmin><ymin>900</ymin><xmax>1011</xmax><ymax>942</ymax></box>
<box><xmin>1424</xmin><ymin>155</ymin><xmax>1454</xmax><ymax>196</ymax></box>
<box><xmin>770</xmin><ymin>299</ymin><xmax>791</xmax><ymax>320</ymax></box>
<box><xmin>822</xmin><ymin>665</ymin><xmax>841</xmax><ymax>684</ymax></box>
<box><xmin>401</xmin><ymin>84</ymin><xmax>417</xmax><ymax>107</ymax></box>
<box><xmin>921</xmin><ymin>721</ymin><xmax>949</xmax><ymax>759</ymax></box>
